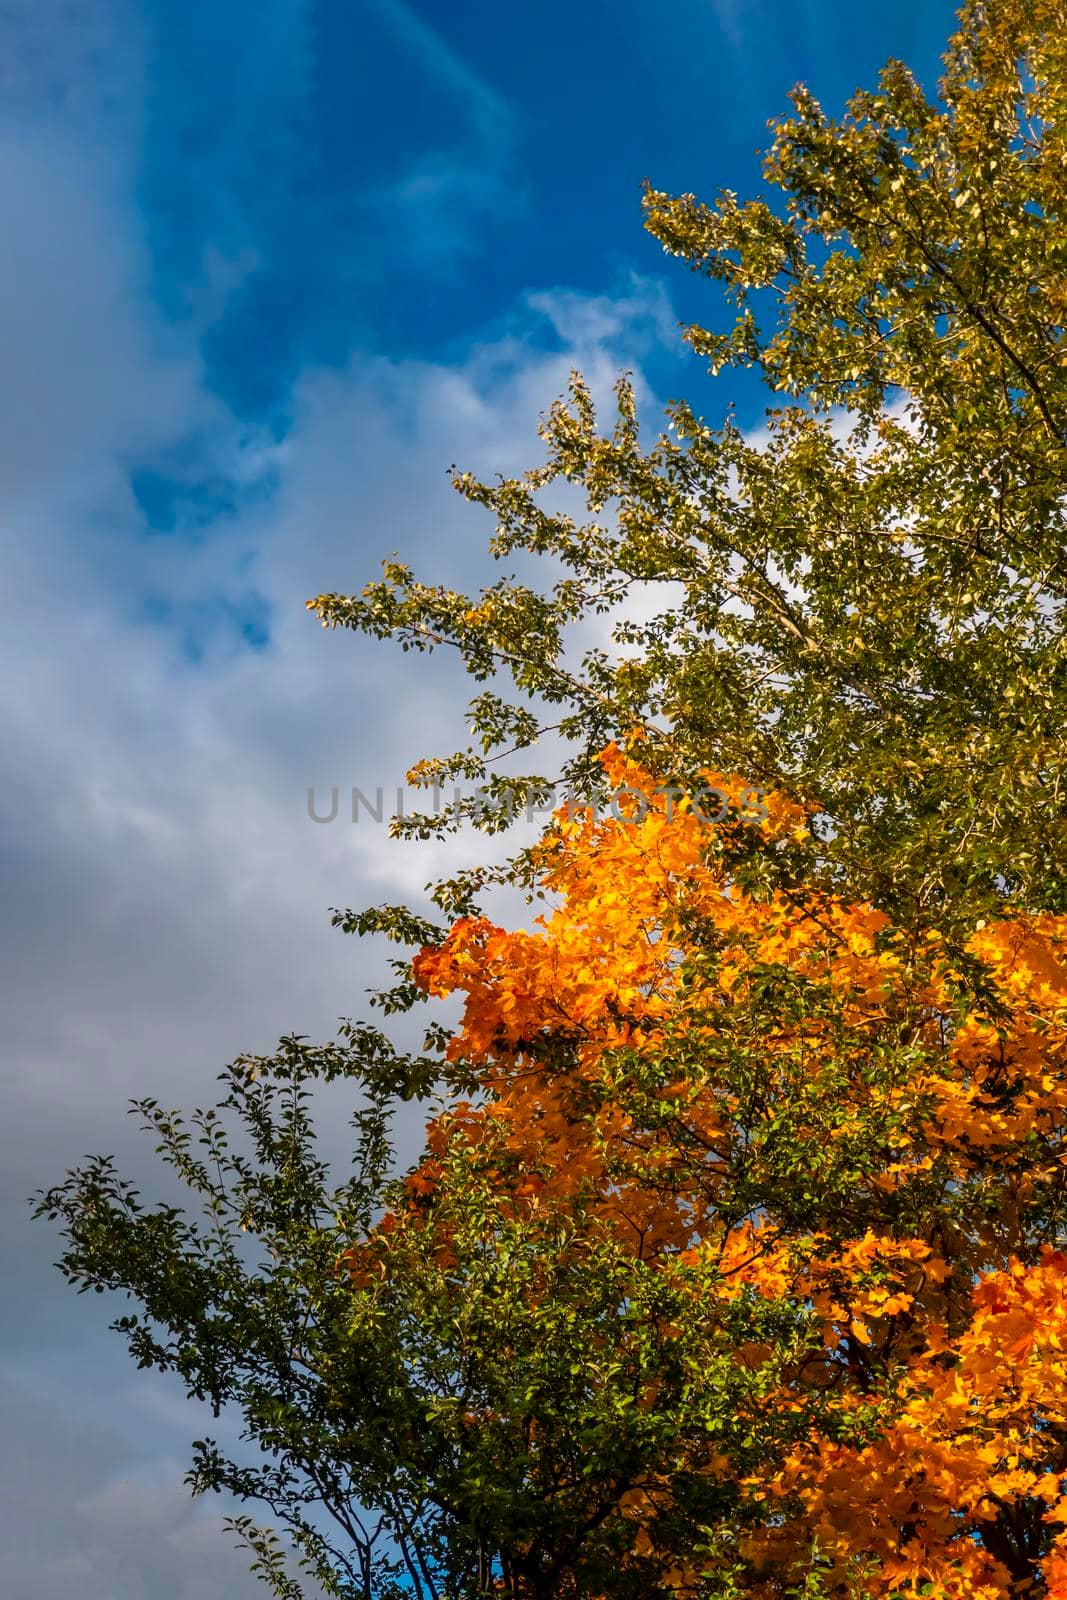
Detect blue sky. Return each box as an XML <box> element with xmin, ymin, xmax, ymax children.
<box><xmin>2</xmin><ymin>2</ymin><xmax>957</xmax><ymax>1595</ymax></box>
<box><xmin>123</xmin><ymin>0</ymin><xmax>954</xmax><ymax>654</ymax></box>
<box><xmin>139</xmin><ymin>0</ymin><xmax>956</xmax><ymax>418</ymax></box>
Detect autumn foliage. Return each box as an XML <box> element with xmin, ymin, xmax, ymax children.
<box><xmin>344</xmin><ymin>743</ymin><xmax>1067</xmax><ymax>1599</ymax></box>
<box><xmin>37</xmin><ymin>1</ymin><xmax>1067</xmax><ymax>1596</ymax></box>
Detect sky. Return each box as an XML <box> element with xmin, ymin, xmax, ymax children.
<box><xmin>1</xmin><ymin>1</ymin><xmax>959</xmax><ymax>1594</ymax></box>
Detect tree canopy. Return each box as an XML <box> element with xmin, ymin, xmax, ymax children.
<box><xmin>35</xmin><ymin>2</ymin><xmax>1067</xmax><ymax>1597</ymax></box>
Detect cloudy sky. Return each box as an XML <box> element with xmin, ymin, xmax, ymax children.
<box><xmin>1</xmin><ymin>1</ymin><xmax>958</xmax><ymax>1594</ymax></box>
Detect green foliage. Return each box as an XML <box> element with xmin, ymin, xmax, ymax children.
<box><xmin>35</xmin><ymin>2</ymin><xmax>1067</xmax><ymax>1596</ymax></box>
<box><xmin>34</xmin><ymin>1045</ymin><xmax>816</xmax><ymax>1599</ymax></box>
<box><xmin>311</xmin><ymin>0</ymin><xmax>1067</xmax><ymax>939</ymax></box>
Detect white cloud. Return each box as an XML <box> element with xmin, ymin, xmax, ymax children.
<box><xmin>0</xmin><ymin>1369</ymin><xmax>267</xmax><ymax>1600</ymax></box>
<box><xmin>525</xmin><ymin>274</ymin><xmax>677</xmax><ymax>354</ymax></box>
<box><xmin>1</xmin><ymin>99</ymin><xmax>678</xmax><ymax>1591</ymax></box>
<box><xmin>0</xmin><ymin>137</ymin><xmax>203</xmax><ymax>516</ymax></box>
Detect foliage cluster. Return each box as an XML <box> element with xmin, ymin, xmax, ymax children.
<box><xmin>35</xmin><ymin>3</ymin><xmax>1067</xmax><ymax>1596</ymax></box>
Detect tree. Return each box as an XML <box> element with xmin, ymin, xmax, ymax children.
<box><xmin>38</xmin><ymin>750</ymin><xmax>1067</xmax><ymax>1596</ymax></box>
<box><xmin>402</xmin><ymin>747</ymin><xmax>1067</xmax><ymax>1595</ymax></box>
<box><xmin>315</xmin><ymin>0</ymin><xmax>1067</xmax><ymax>937</ymax></box>
<box><xmin>35</xmin><ymin>2</ymin><xmax>1067</xmax><ymax>1597</ymax></box>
